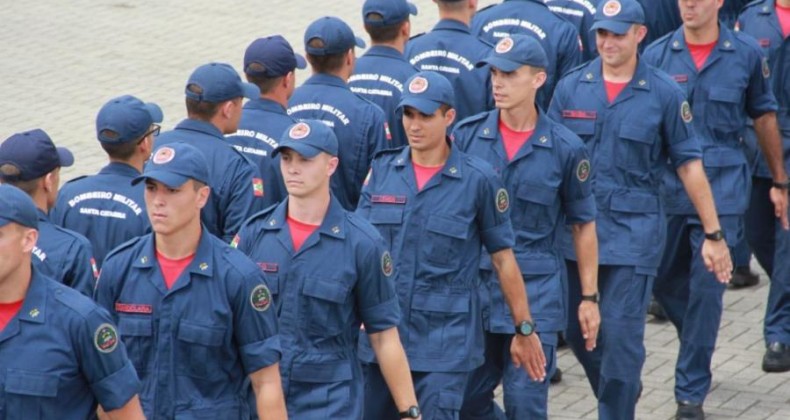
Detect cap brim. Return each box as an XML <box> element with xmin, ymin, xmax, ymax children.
<box><xmin>397</xmin><ymin>97</ymin><xmax>441</xmax><ymax>115</ymax></box>
<box><xmin>144</xmin><ymin>103</ymin><xmax>164</xmax><ymax>123</ymax></box>
<box><xmin>354</xmin><ymin>36</ymin><xmax>367</xmax><ymax>49</ymax></box>
<box><xmin>408</xmin><ymin>2</ymin><xmax>418</xmax><ymax>15</ymax></box>
<box><xmin>272</xmin><ymin>143</ymin><xmax>322</xmax><ymax>159</ymax></box>
<box><xmin>57</xmin><ymin>147</ymin><xmax>74</xmax><ymax>167</ymax></box>
<box><xmin>590</xmin><ymin>20</ymin><xmax>632</xmax><ymax>36</ymax></box>
<box><xmin>132</xmin><ymin>172</ymin><xmax>190</xmax><ymax>188</ymax></box>
<box><xmin>241</xmin><ymin>82</ymin><xmax>260</xmax><ymax>100</ymax></box>
<box><xmin>295</xmin><ymin>53</ymin><xmax>307</xmax><ymax>70</ymax></box>
<box><xmin>476</xmin><ymin>57</ymin><xmax>523</xmax><ymax>72</ymax></box>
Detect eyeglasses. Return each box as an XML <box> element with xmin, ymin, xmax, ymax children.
<box><xmin>138</xmin><ymin>124</ymin><xmax>161</xmax><ymax>144</ymax></box>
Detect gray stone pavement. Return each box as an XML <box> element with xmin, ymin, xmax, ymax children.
<box><xmin>1</xmin><ymin>0</ymin><xmax>788</xmax><ymax>418</ymax></box>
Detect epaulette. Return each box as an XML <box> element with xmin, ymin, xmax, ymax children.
<box><xmin>373</xmin><ymin>145</ymin><xmax>407</xmax><ymax>160</ymax></box>
<box><xmin>243</xmin><ymin>202</ymin><xmax>280</xmax><ymax>225</ymax></box>
<box><xmin>52</xmin><ymin>280</ymin><xmax>98</xmax><ymax>317</ymax></box>
<box><xmin>345</xmin><ymin>212</ymin><xmax>384</xmax><ymax>243</ymax></box>
<box><xmin>454</xmin><ymin>111</ymin><xmax>490</xmax><ymax>129</ymax></box>
<box><xmin>103</xmin><ymin>235</ymin><xmax>145</xmax><ymax>262</ymax></box>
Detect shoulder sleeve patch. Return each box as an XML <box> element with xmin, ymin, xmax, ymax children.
<box><xmin>94</xmin><ymin>323</ymin><xmax>119</xmax><ymax>353</ymax></box>
<box><xmin>576</xmin><ymin>159</ymin><xmax>591</xmax><ymax>182</ymax></box>
<box><xmin>381</xmin><ymin>251</ymin><xmax>394</xmax><ymax>277</ymax></box>
<box><xmin>250</xmin><ymin>284</ymin><xmax>272</xmax><ymax>312</ymax></box>
<box><xmin>496</xmin><ymin>188</ymin><xmax>510</xmax><ymax>213</ymax></box>
<box><xmin>681</xmin><ymin>101</ymin><xmax>693</xmax><ymax>123</ymax></box>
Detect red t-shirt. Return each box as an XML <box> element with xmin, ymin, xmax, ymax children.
<box><xmin>0</xmin><ymin>300</ymin><xmax>24</xmax><ymax>331</ymax></box>
<box><xmin>605</xmin><ymin>80</ymin><xmax>629</xmax><ymax>103</ymax></box>
<box><xmin>687</xmin><ymin>40</ymin><xmax>717</xmax><ymax>70</ymax></box>
<box><xmin>288</xmin><ymin>216</ymin><xmax>320</xmax><ymax>251</ymax></box>
<box><xmin>777</xmin><ymin>2</ymin><xmax>790</xmax><ymax>38</ymax></box>
<box><xmin>413</xmin><ymin>162</ymin><xmax>444</xmax><ymax>191</ymax></box>
<box><xmin>498</xmin><ymin>119</ymin><xmax>534</xmax><ymax>161</ymax></box>
<box><xmin>157</xmin><ymin>251</ymin><xmax>194</xmax><ymax>290</ymax></box>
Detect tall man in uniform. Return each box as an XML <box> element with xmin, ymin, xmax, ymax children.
<box><xmin>52</xmin><ymin>95</ymin><xmax>161</xmax><ymax>269</ymax></box>
<box><xmin>0</xmin><ymin>184</ymin><xmax>145</xmax><ymax>420</ymax></box>
<box><xmin>643</xmin><ymin>1</ymin><xmax>789</xmax><ymax>416</ymax></box>
<box><xmin>0</xmin><ymin>129</ymin><xmax>97</xmax><ymax>297</ymax></box>
<box><xmin>737</xmin><ymin>0</ymin><xmax>790</xmax><ymax>373</ymax></box>
<box><xmin>233</xmin><ymin>120</ymin><xmax>421</xmax><ymax>420</ymax></box>
<box><xmin>358</xmin><ymin>71</ymin><xmax>546</xmax><ymax>420</ymax></box>
<box><xmin>155</xmin><ymin>62</ymin><xmax>265</xmax><ymax>243</ymax></box>
<box><xmin>548</xmin><ymin>1</ymin><xmax>732</xmax><ymax>418</ymax></box>
<box><xmin>454</xmin><ymin>35</ymin><xmax>600</xmax><ymax>420</ymax></box>
<box><xmin>405</xmin><ymin>0</ymin><xmax>494</xmax><ymax>125</ymax></box>
<box><xmin>288</xmin><ymin>16</ymin><xmax>389</xmax><ymax>211</ymax></box>
<box><xmin>350</xmin><ymin>0</ymin><xmax>419</xmax><ymax>148</ymax></box>
<box><xmin>471</xmin><ymin>0</ymin><xmax>583</xmax><ymax>110</ymax></box>
<box><xmin>95</xmin><ymin>142</ymin><xmax>286</xmax><ymax>419</ymax></box>
<box><xmin>226</xmin><ymin>35</ymin><xmax>306</xmax><ymax>209</ymax></box>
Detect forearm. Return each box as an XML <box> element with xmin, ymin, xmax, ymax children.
<box><xmin>571</xmin><ymin>221</ymin><xmax>598</xmax><ymax>295</ymax></box>
<box><xmin>754</xmin><ymin>112</ymin><xmax>788</xmax><ymax>181</ymax></box>
<box><xmin>369</xmin><ymin>328</ymin><xmax>418</xmax><ymax>412</ymax></box>
<box><xmin>676</xmin><ymin>160</ymin><xmax>721</xmax><ymax>232</ymax></box>
<box><xmin>250</xmin><ymin>364</ymin><xmax>287</xmax><ymax>420</ymax></box>
<box><xmin>103</xmin><ymin>395</ymin><xmax>145</xmax><ymax>420</ymax></box>
<box><xmin>491</xmin><ymin>248</ymin><xmax>531</xmax><ymax>323</ymax></box>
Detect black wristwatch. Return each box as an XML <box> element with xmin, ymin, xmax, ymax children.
<box><xmin>581</xmin><ymin>293</ymin><xmax>599</xmax><ymax>303</ymax></box>
<box><xmin>399</xmin><ymin>405</ymin><xmax>421</xmax><ymax>419</ymax></box>
<box><xmin>515</xmin><ymin>320</ymin><xmax>536</xmax><ymax>336</ymax></box>
<box><xmin>773</xmin><ymin>179</ymin><xmax>790</xmax><ymax>189</ymax></box>
<box><xmin>704</xmin><ymin>230</ymin><xmax>725</xmax><ymax>241</ymax></box>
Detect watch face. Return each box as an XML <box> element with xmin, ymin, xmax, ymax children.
<box><xmin>409</xmin><ymin>407</ymin><xmax>420</xmax><ymax>417</ymax></box>
<box><xmin>519</xmin><ymin>322</ymin><xmax>533</xmax><ymax>335</ymax></box>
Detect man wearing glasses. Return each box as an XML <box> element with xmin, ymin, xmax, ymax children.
<box><xmin>52</xmin><ymin>95</ymin><xmax>162</xmax><ymax>271</ymax></box>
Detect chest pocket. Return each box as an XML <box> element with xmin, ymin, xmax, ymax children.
<box><xmin>515</xmin><ymin>183</ymin><xmax>558</xmax><ymax>233</ymax></box>
<box><xmin>562</xmin><ymin>119</ymin><xmax>596</xmax><ymax>143</ymax></box>
<box><xmin>616</xmin><ymin>124</ymin><xmax>655</xmax><ymax>171</ymax></box>
<box><xmin>707</xmin><ymin>87</ymin><xmax>744</xmax><ymax>132</ymax></box>
<box><xmin>118</xmin><ymin>316</ymin><xmax>154</xmax><ymax>374</ymax></box>
<box><xmin>176</xmin><ymin>321</ymin><xmax>227</xmax><ymax>380</ymax></box>
<box><xmin>368</xmin><ymin>204</ymin><xmax>404</xmax><ymax>246</ymax></box>
<box><xmin>302</xmin><ymin>276</ymin><xmax>352</xmax><ymax>337</ymax></box>
<box><xmin>422</xmin><ymin>214</ymin><xmax>470</xmax><ymax>271</ymax></box>
<box><xmin>4</xmin><ymin>370</ymin><xmax>59</xmax><ymax>420</ymax></box>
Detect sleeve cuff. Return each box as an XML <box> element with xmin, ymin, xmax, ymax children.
<box><xmin>360</xmin><ymin>297</ymin><xmax>401</xmax><ymax>334</ymax></box>
<box><xmin>90</xmin><ymin>361</ymin><xmax>141</xmax><ymax>411</ymax></box>
<box><xmin>480</xmin><ymin>222</ymin><xmax>515</xmax><ymax>255</ymax></box>
<box><xmin>240</xmin><ymin>335</ymin><xmax>282</xmax><ymax>375</ymax></box>
<box><xmin>564</xmin><ymin>196</ymin><xmax>597</xmax><ymax>225</ymax></box>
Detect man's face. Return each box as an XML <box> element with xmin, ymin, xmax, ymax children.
<box><xmin>0</xmin><ymin>223</ymin><xmax>36</xmax><ymax>284</ymax></box>
<box><xmin>679</xmin><ymin>0</ymin><xmax>722</xmax><ymax>31</ymax></box>
<box><xmin>144</xmin><ymin>179</ymin><xmax>208</xmax><ymax>236</ymax></box>
<box><xmin>491</xmin><ymin>65</ymin><xmax>543</xmax><ymax>111</ymax></box>
<box><xmin>402</xmin><ymin>105</ymin><xmax>455</xmax><ymax>153</ymax></box>
<box><xmin>596</xmin><ymin>26</ymin><xmax>643</xmax><ymax>69</ymax></box>
<box><xmin>280</xmin><ymin>149</ymin><xmax>337</xmax><ymax>198</ymax></box>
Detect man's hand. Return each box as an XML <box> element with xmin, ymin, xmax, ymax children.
<box><xmin>701</xmin><ymin>239</ymin><xmax>732</xmax><ymax>283</ymax></box>
<box><xmin>578</xmin><ymin>301</ymin><xmax>600</xmax><ymax>351</ymax></box>
<box><xmin>769</xmin><ymin>186</ymin><xmax>789</xmax><ymax>230</ymax></box>
<box><xmin>510</xmin><ymin>333</ymin><xmax>546</xmax><ymax>382</ymax></box>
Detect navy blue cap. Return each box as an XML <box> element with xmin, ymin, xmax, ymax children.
<box><xmin>274</xmin><ymin>120</ymin><xmax>339</xmax><ymax>158</ymax></box>
<box><xmin>591</xmin><ymin>0</ymin><xmax>645</xmax><ymax>35</ymax></box>
<box><xmin>244</xmin><ymin>35</ymin><xmax>307</xmax><ymax>77</ymax></box>
<box><xmin>132</xmin><ymin>142</ymin><xmax>209</xmax><ymax>188</ymax></box>
<box><xmin>477</xmin><ymin>35</ymin><xmax>549</xmax><ymax>71</ymax></box>
<box><xmin>397</xmin><ymin>71</ymin><xmax>455</xmax><ymax>115</ymax></box>
<box><xmin>0</xmin><ymin>129</ymin><xmax>74</xmax><ymax>181</ymax></box>
<box><xmin>185</xmin><ymin>63</ymin><xmax>260</xmax><ymax>103</ymax></box>
<box><xmin>363</xmin><ymin>0</ymin><xmax>418</xmax><ymax>26</ymax></box>
<box><xmin>96</xmin><ymin>95</ymin><xmax>163</xmax><ymax>144</ymax></box>
<box><xmin>304</xmin><ymin>17</ymin><xmax>366</xmax><ymax>56</ymax></box>
<box><xmin>0</xmin><ymin>184</ymin><xmax>38</xmax><ymax>230</ymax></box>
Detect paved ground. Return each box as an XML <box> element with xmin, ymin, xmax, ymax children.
<box><xmin>2</xmin><ymin>1</ymin><xmax>788</xmax><ymax>418</ymax></box>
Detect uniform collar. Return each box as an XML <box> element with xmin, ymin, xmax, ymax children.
<box><xmin>36</xmin><ymin>208</ymin><xmax>50</xmax><ymax>223</ymax></box>
<box><xmin>131</xmin><ymin>227</ymin><xmax>215</xmax><ymax>278</ymax></box>
<box><xmin>173</xmin><ymin>118</ymin><xmax>225</xmax><ymax>139</ymax></box>
<box><xmin>669</xmin><ymin>24</ymin><xmax>738</xmax><ymax>54</ymax></box>
<box><xmin>17</xmin><ymin>269</ymin><xmax>49</xmax><ymax>324</ymax></box>
<box><xmin>99</xmin><ymin>162</ymin><xmax>142</xmax><ymax>177</ymax></box>
<box><xmin>364</xmin><ymin>45</ymin><xmax>408</xmax><ymax>61</ymax></box>
<box><xmin>580</xmin><ymin>57</ymin><xmax>652</xmax><ymax>91</ymax></box>
<box><xmin>478</xmin><ymin>108</ymin><xmax>555</xmax><ymax>148</ymax></box>
<box><xmin>304</xmin><ymin>73</ymin><xmax>349</xmax><ymax>89</ymax></box>
<box><xmin>757</xmin><ymin>1</ymin><xmax>775</xmax><ymax>15</ymax></box>
<box><xmin>504</xmin><ymin>0</ymin><xmax>547</xmax><ymax>7</ymax></box>
<box><xmin>243</xmin><ymin>97</ymin><xmax>288</xmax><ymax>115</ymax></box>
<box><xmin>433</xmin><ymin>19</ymin><xmax>472</xmax><ymax>34</ymax></box>
<box><xmin>392</xmin><ymin>142</ymin><xmax>464</xmax><ymax>179</ymax></box>
<box><xmin>260</xmin><ymin>195</ymin><xmax>347</xmax><ymax>240</ymax></box>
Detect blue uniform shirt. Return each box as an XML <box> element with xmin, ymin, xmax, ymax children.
<box><xmin>643</xmin><ymin>25</ymin><xmax>778</xmax><ymax>215</ymax></box>
<box><xmin>51</xmin><ymin>162</ymin><xmax>149</xmax><ymax>270</ymax></box>
<box><xmin>0</xmin><ymin>270</ymin><xmax>140</xmax><ymax>419</ymax></box>
<box><xmin>225</xmin><ymin>98</ymin><xmax>292</xmax><ymax>208</ymax></box>
<box><xmin>637</xmin><ymin>0</ymin><xmax>682</xmax><ymax>48</ymax></box>
<box><xmin>722</xmin><ymin>0</ymin><xmax>751</xmax><ymax>28</ymax></box>
<box><xmin>350</xmin><ymin>45</ymin><xmax>418</xmax><ymax>149</ymax></box>
<box><xmin>233</xmin><ymin>196</ymin><xmax>400</xmax><ymax>404</ymax></box>
<box><xmin>405</xmin><ymin>19</ymin><xmax>494</xmax><ymax>124</ymax></box>
<box><xmin>287</xmin><ymin>74</ymin><xmax>389</xmax><ymax>210</ymax></box>
<box><xmin>356</xmin><ymin>144</ymin><xmax>515</xmax><ymax>372</ymax></box>
<box><xmin>34</xmin><ymin>209</ymin><xmax>97</xmax><ymax>297</ymax></box>
<box><xmin>155</xmin><ymin>119</ymin><xmax>265</xmax><ymax>242</ymax></box>
<box><xmin>94</xmin><ymin>228</ymin><xmax>281</xmax><ymax>419</ymax></box>
<box><xmin>546</xmin><ymin>0</ymin><xmax>599</xmax><ymax>62</ymax></box>
<box><xmin>452</xmin><ymin>109</ymin><xmax>596</xmax><ymax>333</ymax></box>
<box><xmin>471</xmin><ymin>0</ymin><xmax>583</xmax><ymax>110</ymax></box>
<box><xmin>548</xmin><ymin>58</ymin><xmax>703</xmax><ymax>271</ymax></box>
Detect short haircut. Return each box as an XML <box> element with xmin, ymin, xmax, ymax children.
<box><xmin>99</xmin><ymin>135</ymin><xmax>140</xmax><ymax>160</ymax></box>
<box><xmin>364</xmin><ymin>15</ymin><xmax>405</xmax><ymax>43</ymax></box>
<box><xmin>0</xmin><ymin>164</ymin><xmax>40</xmax><ymax>194</ymax></box>
<box><xmin>185</xmin><ymin>83</ymin><xmax>222</xmax><ymax>120</ymax></box>
<box><xmin>437</xmin><ymin>0</ymin><xmax>466</xmax><ymax>12</ymax></box>
<box><xmin>438</xmin><ymin>104</ymin><xmax>452</xmax><ymax>116</ymax></box>
<box><xmin>305</xmin><ymin>38</ymin><xmax>348</xmax><ymax>73</ymax></box>
<box><xmin>245</xmin><ymin>68</ymin><xmax>284</xmax><ymax>95</ymax></box>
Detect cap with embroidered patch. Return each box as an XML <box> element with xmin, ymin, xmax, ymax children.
<box><xmin>185</xmin><ymin>62</ymin><xmax>260</xmax><ymax>103</ymax></box>
<box><xmin>304</xmin><ymin>16</ymin><xmax>366</xmax><ymax>56</ymax></box>
<box><xmin>0</xmin><ymin>184</ymin><xmax>38</xmax><ymax>230</ymax></box>
<box><xmin>96</xmin><ymin>95</ymin><xmax>163</xmax><ymax>144</ymax></box>
<box><xmin>397</xmin><ymin>71</ymin><xmax>455</xmax><ymax>115</ymax></box>
<box><xmin>244</xmin><ymin>35</ymin><xmax>307</xmax><ymax>77</ymax></box>
<box><xmin>132</xmin><ymin>142</ymin><xmax>209</xmax><ymax>188</ymax></box>
<box><xmin>363</xmin><ymin>0</ymin><xmax>418</xmax><ymax>26</ymax></box>
<box><xmin>0</xmin><ymin>129</ymin><xmax>74</xmax><ymax>182</ymax></box>
<box><xmin>591</xmin><ymin>0</ymin><xmax>645</xmax><ymax>35</ymax></box>
<box><xmin>477</xmin><ymin>34</ymin><xmax>549</xmax><ymax>72</ymax></box>
<box><xmin>274</xmin><ymin>120</ymin><xmax>338</xmax><ymax>158</ymax></box>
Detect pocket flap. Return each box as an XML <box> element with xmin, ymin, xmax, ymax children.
<box><xmin>177</xmin><ymin>321</ymin><xmax>226</xmax><ymax>347</ymax></box>
<box><xmin>266</xmin><ymin>275</ymin><xmax>280</xmax><ymax>295</ymax></box>
<box><xmin>517</xmin><ymin>183</ymin><xmax>558</xmax><ymax>206</ymax></box>
<box><xmin>609</xmin><ymin>193</ymin><xmax>659</xmax><ymax>213</ymax></box>
<box><xmin>5</xmin><ymin>370</ymin><xmax>59</xmax><ymax>397</ymax></box>
<box><xmin>290</xmin><ymin>360</ymin><xmax>353</xmax><ymax>383</ymax></box>
<box><xmin>703</xmin><ymin>148</ymin><xmax>746</xmax><ymax>168</ymax></box>
<box><xmin>563</xmin><ymin>119</ymin><xmax>596</xmax><ymax>136</ymax></box>
<box><xmin>708</xmin><ymin>87</ymin><xmax>741</xmax><ymax>104</ymax></box>
<box><xmin>619</xmin><ymin>124</ymin><xmax>653</xmax><ymax>144</ymax></box>
<box><xmin>411</xmin><ymin>292</ymin><xmax>470</xmax><ymax>313</ymax></box>
<box><xmin>368</xmin><ymin>205</ymin><xmax>404</xmax><ymax>225</ymax></box>
<box><xmin>425</xmin><ymin>215</ymin><xmax>468</xmax><ymax>239</ymax></box>
<box><xmin>118</xmin><ymin>316</ymin><xmax>153</xmax><ymax>337</ymax></box>
<box><xmin>302</xmin><ymin>277</ymin><xmax>349</xmax><ymax>304</ymax></box>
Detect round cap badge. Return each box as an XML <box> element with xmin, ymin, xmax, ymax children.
<box><xmin>94</xmin><ymin>323</ymin><xmax>119</xmax><ymax>353</ymax></box>
<box><xmin>496</xmin><ymin>37</ymin><xmax>515</xmax><ymax>54</ymax></box>
<box><xmin>152</xmin><ymin>147</ymin><xmax>175</xmax><ymax>165</ymax></box>
<box><xmin>602</xmin><ymin>0</ymin><xmax>622</xmax><ymax>17</ymax></box>
<box><xmin>409</xmin><ymin>76</ymin><xmax>429</xmax><ymax>94</ymax></box>
<box><xmin>250</xmin><ymin>284</ymin><xmax>272</xmax><ymax>312</ymax></box>
<box><xmin>289</xmin><ymin>122</ymin><xmax>311</xmax><ymax>140</ymax></box>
